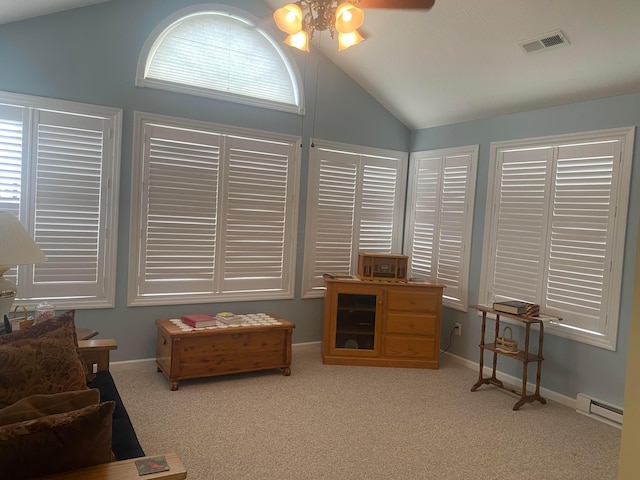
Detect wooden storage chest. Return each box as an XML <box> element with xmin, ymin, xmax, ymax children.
<box><xmin>155</xmin><ymin>315</ymin><xmax>295</xmax><ymax>390</ymax></box>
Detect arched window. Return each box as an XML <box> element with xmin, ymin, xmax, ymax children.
<box><xmin>136</xmin><ymin>5</ymin><xmax>303</xmax><ymax>114</ymax></box>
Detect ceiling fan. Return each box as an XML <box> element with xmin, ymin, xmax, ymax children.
<box><xmin>274</xmin><ymin>0</ymin><xmax>436</xmax><ymax>51</ymax></box>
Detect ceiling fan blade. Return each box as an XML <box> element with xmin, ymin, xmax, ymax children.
<box><xmin>357</xmin><ymin>0</ymin><xmax>435</xmax><ymax>9</ymax></box>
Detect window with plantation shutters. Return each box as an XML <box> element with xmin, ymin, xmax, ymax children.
<box><xmin>129</xmin><ymin>112</ymin><xmax>300</xmax><ymax>306</ymax></box>
<box><xmin>405</xmin><ymin>146</ymin><xmax>478</xmax><ymax>311</ymax></box>
<box><xmin>0</xmin><ymin>91</ymin><xmax>122</xmax><ymax>309</ymax></box>
<box><xmin>136</xmin><ymin>5</ymin><xmax>303</xmax><ymax>114</ymax></box>
<box><xmin>302</xmin><ymin>141</ymin><xmax>407</xmax><ymax>298</ymax></box>
<box><xmin>480</xmin><ymin>127</ymin><xmax>634</xmax><ymax>350</ymax></box>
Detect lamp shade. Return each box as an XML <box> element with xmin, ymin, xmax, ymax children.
<box><xmin>274</xmin><ymin>3</ymin><xmax>303</xmax><ymax>35</ymax></box>
<box><xmin>335</xmin><ymin>3</ymin><xmax>364</xmax><ymax>33</ymax></box>
<box><xmin>338</xmin><ymin>30</ymin><xmax>364</xmax><ymax>51</ymax></box>
<box><xmin>0</xmin><ymin>213</ymin><xmax>47</xmax><ymax>265</ymax></box>
<box><xmin>284</xmin><ymin>31</ymin><xmax>310</xmax><ymax>52</ymax></box>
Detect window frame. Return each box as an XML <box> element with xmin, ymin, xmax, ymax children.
<box><xmin>128</xmin><ymin>111</ymin><xmax>301</xmax><ymax>307</ymax></box>
<box><xmin>135</xmin><ymin>4</ymin><xmax>305</xmax><ymax>115</ymax></box>
<box><xmin>0</xmin><ymin>90</ymin><xmax>122</xmax><ymax>310</ymax></box>
<box><xmin>479</xmin><ymin>127</ymin><xmax>635</xmax><ymax>350</ymax></box>
<box><xmin>404</xmin><ymin>145</ymin><xmax>478</xmax><ymax>311</ymax></box>
<box><xmin>301</xmin><ymin>139</ymin><xmax>408</xmax><ymax>298</ymax></box>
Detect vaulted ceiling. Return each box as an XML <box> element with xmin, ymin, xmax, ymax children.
<box><xmin>3</xmin><ymin>0</ymin><xmax>640</xmax><ymax>130</ymax></box>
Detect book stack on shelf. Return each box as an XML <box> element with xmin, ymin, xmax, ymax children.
<box><xmin>181</xmin><ymin>313</ymin><xmax>221</xmax><ymax>328</ymax></box>
<box><xmin>492</xmin><ymin>300</ymin><xmax>540</xmax><ymax>316</ymax></box>
<box><xmin>215</xmin><ymin>311</ymin><xmax>243</xmax><ymax>325</ymax></box>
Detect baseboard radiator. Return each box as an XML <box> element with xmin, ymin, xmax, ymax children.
<box><xmin>576</xmin><ymin>393</ymin><xmax>623</xmax><ymax>428</ymax></box>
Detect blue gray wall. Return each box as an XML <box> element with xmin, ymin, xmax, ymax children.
<box><xmin>0</xmin><ymin>0</ymin><xmax>410</xmax><ymax>360</ymax></box>
<box><xmin>1</xmin><ymin>0</ymin><xmax>637</xmax><ymax>409</ymax></box>
<box><xmin>412</xmin><ymin>93</ymin><xmax>640</xmax><ymax>407</ymax></box>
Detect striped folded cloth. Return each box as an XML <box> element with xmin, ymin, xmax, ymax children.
<box><xmin>525</xmin><ymin>303</ymin><xmax>540</xmax><ymax>316</ymax></box>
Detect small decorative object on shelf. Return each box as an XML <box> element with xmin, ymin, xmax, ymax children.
<box><xmin>357</xmin><ymin>253</ymin><xmax>408</xmax><ymax>282</ymax></box>
<box><xmin>495</xmin><ymin>326</ymin><xmax>518</xmax><ymax>353</ymax></box>
<box><xmin>35</xmin><ymin>301</ymin><xmax>55</xmax><ymax>323</ymax></box>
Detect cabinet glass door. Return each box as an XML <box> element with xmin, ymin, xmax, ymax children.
<box><xmin>335</xmin><ymin>293</ymin><xmax>377</xmax><ymax>350</ymax></box>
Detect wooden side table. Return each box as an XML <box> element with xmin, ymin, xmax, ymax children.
<box><xmin>469</xmin><ymin>304</ymin><xmax>560</xmax><ymax>410</ymax></box>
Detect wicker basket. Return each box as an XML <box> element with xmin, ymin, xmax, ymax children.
<box><xmin>13</xmin><ymin>305</ymin><xmax>33</xmax><ymax>330</ymax></box>
<box><xmin>496</xmin><ymin>326</ymin><xmax>518</xmax><ymax>354</ymax></box>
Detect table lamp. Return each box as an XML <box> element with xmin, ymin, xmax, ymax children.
<box><xmin>0</xmin><ymin>212</ymin><xmax>47</xmax><ymax>319</ymax></box>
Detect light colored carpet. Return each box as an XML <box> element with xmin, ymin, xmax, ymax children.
<box><xmin>111</xmin><ymin>343</ymin><xmax>620</xmax><ymax>480</ymax></box>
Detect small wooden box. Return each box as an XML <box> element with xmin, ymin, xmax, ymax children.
<box><xmin>357</xmin><ymin>253</ymin><xmax>409</xmax><ymax>282</ymax></box>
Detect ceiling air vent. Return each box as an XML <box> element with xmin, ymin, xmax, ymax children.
<box><xmin>518</xmin><ymin>30</ymin><xmax>569</xmax><ymax>54</ymax></box>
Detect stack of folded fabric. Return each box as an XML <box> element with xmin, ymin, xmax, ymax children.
<box><xmin>525</xmin><ymin>303</ymin><xmax>540</xmax><ymax>316</ymax></box>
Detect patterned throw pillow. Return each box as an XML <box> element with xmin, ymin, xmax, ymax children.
<box><xmin>0</xmin><ymin>335</ymin><xmax>89</xmax><ymax>408</ymax></box>
<box><xmin>0</xmin><ymin>401</ymin><xmax>115</xmax><ymax>480</ymax></box>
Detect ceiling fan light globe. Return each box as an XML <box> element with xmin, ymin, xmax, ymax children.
<box><xmin>274</xmin><ymin>4</ymin><xmax>303</xmax><ymax>35</ymax></box>
<box><xmin>285</xmin><ymin>31</ymin><xmax>310</xmax><ymax>52</ymax></box>
<box><xmin>338</xmin><ymin>29</ymin><xmax>364</xmax><ymax>51</ymax></box>
<box><xmin>335</xmin><ymin>4</ymin><xmax>364</xmax><ymax>33</ymax></box>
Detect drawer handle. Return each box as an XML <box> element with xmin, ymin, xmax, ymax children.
<box><xmin>232</xmin><ymin>333</ymin><xmax>242</xmax><ymax>339</ymax></box>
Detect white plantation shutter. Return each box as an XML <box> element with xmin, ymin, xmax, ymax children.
<box><xmin>129</xmin><ymin>112</ymin><xmax>299</xmax><ymax>305</ymax></box>
<box><xmin>0</xmin><ymin>105</ymin><xmax>23</xmax><ymax>218</ymax></box>
<box><xmin>302</xmin><ymin>142</ymin><xmax>407</xmax><ymax>297</ymax></box>
<box><xmin>312</xmin><ymin>151</ymin><xmax>358</xmax><ymax>279</ymax></box>
<box><xmin>405</xmin><ymin>146</ymin><xmax>477</xmax><ymax>310</ymax></box>
<box><xmin>137</xmin><ymin>124</ymin><xmax>221</xmax><ymax>296</ymax></box>
<box><xmin>482</xmin><ymin>128</ymin><xmax>634</xmax><ymax>350</ymax></box>
<box><xmin>490</xmin><ymin>148</ymin><xmax>553</xmax><ymax>304</ymax></box>
<box><xmin>358</xmin><ymin>162</ymin><xmax>399</xmax><ymax>252</ymax></box>
<box><xmin>546</xmin><ymin>142</ymin><xmax>619</xmax><ymax>332</ymax></box>
<box><xmin>220</xmin><ymin>135</ymin><xmax>294</xmax><ymax>292</ymax></box>
<box><xmin>29</xmin><ymin>111</ymin><xmax>109</xmax><ymax>297</ymax></box>
<box><xmin>0</xmin><ymin>92</ymin><xmax>121</xmax><ymax>308</ymax></box>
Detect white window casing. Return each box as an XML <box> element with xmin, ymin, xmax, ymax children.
<box><xmin>0</xmin><ymin>91</ymin><xmax>122</xmax><ymax>309</ymax></box>
<box><xmin>302</xmin><ymin>140</ymin><xmax>407</xmax><ymax>298</ymax></box>
<box><xmin>479</xmin><ymin>127</ymin><xmax>634</xmax><ymax>350</ymax></box>
<box><xmin>129</xmin><ymin>111</ymin><xmax>300</xmax><ymax>306</ymax></box>
<box><xmin>405</xmin><ymin>145</ymin><xmax>478</xmax><ymax>311</ymax></box>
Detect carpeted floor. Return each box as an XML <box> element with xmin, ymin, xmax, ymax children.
<box><xmin>111</xmin><ymin>343</ymin><xmax>620</xmax><ymax>480</ymax></box>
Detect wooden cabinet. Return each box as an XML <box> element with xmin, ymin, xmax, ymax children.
<box><xmin>322</xmin><ymin>279</ymin><xmax>444</xmax><ymax>369</ymax></box>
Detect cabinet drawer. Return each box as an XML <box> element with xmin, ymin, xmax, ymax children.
<box><xmin>383</xmin><ymin>335</ymin><xmax>436</xmax><ymax>359</ymax></box>
<box><xmin>387</xmin><ymin>289</ymin><xmax>439</xmax><ymax>313</ymax></box>
<box><xmin>386</xmin><ymin>312</ymin><xmax>436</xmax><ymax>336</ymax></box>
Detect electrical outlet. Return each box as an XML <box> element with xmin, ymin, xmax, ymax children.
<box><xmin>454</xmin><ymin>323</ymin><xmax>462</xmax><ymax>336</ymax></box>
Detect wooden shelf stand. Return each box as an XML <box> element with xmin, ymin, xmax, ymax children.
<box><xmin>469</xmin><ymin>304</ymin><xmax>560</xmax><ymax>410</ymax></box>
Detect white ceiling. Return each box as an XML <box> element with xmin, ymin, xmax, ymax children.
<box><xmin>3</xmin><ymin>0</ymin><xmax>640</xmax><ymax>130</ymax></box>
